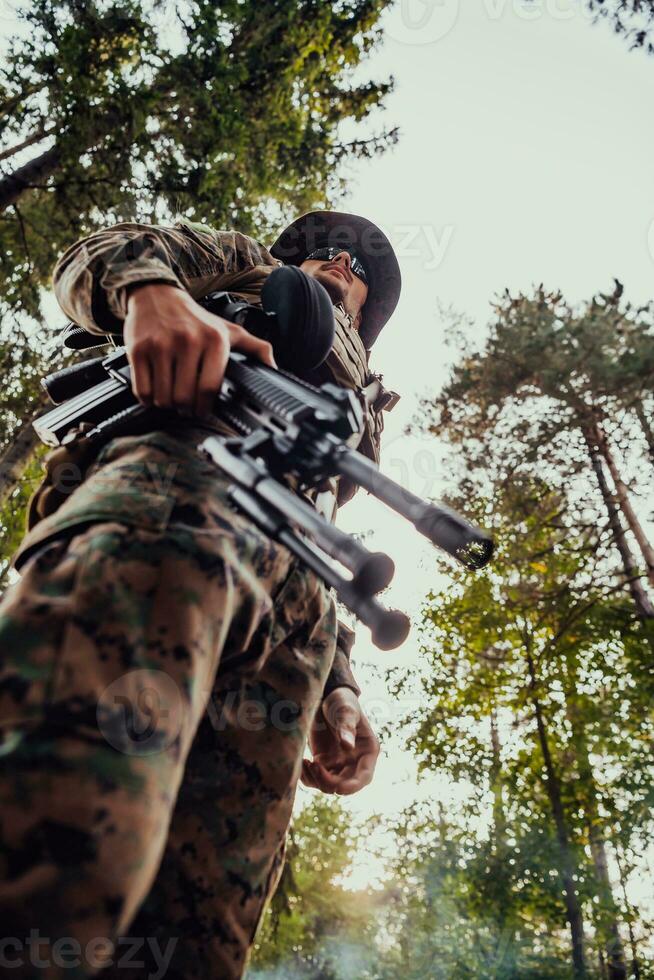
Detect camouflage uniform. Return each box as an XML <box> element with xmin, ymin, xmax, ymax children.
<box><xmin>0</xmin><ymin>221</ymin><xmax>390</xmax><ymax>978</ymax></box>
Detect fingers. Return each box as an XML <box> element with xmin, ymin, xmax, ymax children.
<box><xmin>322</xmin><ymin>689</ymin><xmax>361</xmax><ymax>752</ymax></box>
<box><xmin>334</xmin><ymin>707</ymin><xmax>358</xmax><ymax>750</ymax></box>
<box><xmin>172</xmin><ymin>348</ymin><xmax>202</xmax><ymax>415</ymax></box>
<box><xmin>307</xmin><ymin>755</ymin><xmax>377</xmax><ymax>796</ymax></box>
<box><xmin>152</xmin><ymin>345</ymin><xmax>174</xmax><ymax>408</ymax></box>
<box><xmin>305</xmin><ymin>733</ymin><xmax>380</xmax><ymax>795</ymax></box>
<box><xmin>128</xmin><ymin>346</ymin><xmax>153</xmax><ymax>407</ymax></box>
<box><xmin>308</xmin><ymin>692</ymin><xmax>381</xmax><ymax>794</ymax></box>
<box><xmin>123</xmin><ymin>283</ymin><xmax>279</xmax><ymax>420</ymax></box>
<box><xmin>190</xmin><ymin>323</ymin><xmax>273</xmax><ymax>416</ymax></box>
<box><xmin>341</xmin><ymin>752</ymin><xmax>377</xmax><ymax>794</ymax></box>
<box><xmin>143</xmin><ymin>325</ymin><xmax>271</xmax><ymax>418</ymax></box>
<box><xmin>301</xmin><ymin>759</ymin><xmax>340</xmax><ymax>793</ymax></box>
<box><xmin>300</xmin><ymin>760</ymin><xmax>320</xmax><ymax>789</ymax></box>
<box><xmin>195</xmin><ymin>337</ymin><xmax>229</xmax><ymax>418</ymax></box>
<box><xmin>228</xmin><ymin>324</ymin><xmax>277</xmax><ymax>368</ymax></box>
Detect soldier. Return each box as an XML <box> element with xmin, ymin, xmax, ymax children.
<box><xmin>0</xmin><ymin>210</ymin><xmax>401</xmax><ymax>979</ymax></box>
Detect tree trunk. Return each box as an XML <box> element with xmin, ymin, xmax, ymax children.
<box><xmin>564</xmin><ymin>674</ymin><xmax>627</xmax><ymax>980</ymax></box>
<box><xmin>0</xmin><ymin>96</ymin><xmax>149</xmax><ymax>213</ymax></box>
<box><xmin>633</xmin><ymin>400</ymin><xmax>654</xmax><ymax>468</ymax></box>
<box><xmin>489</xmin><ymin>710</ymin><xmax>519</xmax><ymax>979</ymax></box>
<box><xmin>0</xmin><ymin>144</ymin><xmax>61</xmax><ymax>212</ymax></box>
<box><xmin>595</xmin><ymin>423</ymin><xmax>654</xmax><ymax>587</ymax></box>
<box><xmin>582</xmin><ymin>426</ymin><xmax>654</xmax><ymax>618</ymax></box>
<box><xmin>614</xmin><ymin>846</ymin><xmax>641</xmax><ymax>980</ymax></box>
<box><xmin>0</xmin><ymin>399</ymin><xmax>49</xmax><ymax>507</ymax></box>
<box><xmin>526</xmin><ymin>652</ymin><xmax>587</xmax><ymax>979</ymax></box>
<box><xmin>588</xmin><ymin>827</ymin><xmax>627</xmax><ymax>980</ymax></box>
<box><xmin>490</xmin><ymin>710</ymin><xmax>508</xmax><ymax>851</ymax></box>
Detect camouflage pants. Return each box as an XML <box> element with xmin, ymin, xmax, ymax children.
<box><xmin>0</xmin><ymin>429</ymin><xmax>338</xmax><ymax>979</ymax></box>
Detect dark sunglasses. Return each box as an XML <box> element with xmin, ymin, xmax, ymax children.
<box><xmin>304</xmin><ymin>247</ymin><xmax>368</xmax><ymax>286</ymax></box>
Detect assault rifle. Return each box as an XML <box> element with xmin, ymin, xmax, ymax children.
<box><xmin>35</xmin><ymin>267</ymin><xmax>493</xmax><ymax>650</ymax></box>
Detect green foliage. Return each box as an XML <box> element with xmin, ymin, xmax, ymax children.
<box><xmin>0</xmin><ymin>0</ymin><xmax>397</xmax><ymax>577</ymax></box>
<box><xmin>0</xmin><ymin>446</ymin><xmax>48</xmax><ymax>595</ymax></box>
<box><xmin>377</xmin><ymin>806</ymin><xmax>574</xmax><ymax>979</ymax></box>
<box><xmin>423</xmin><ymin>282</ymin><xmax>654</xmax><ymax>452</ymax></box>
<box><xmin>0</xmin><ymin>330</ymin><xmax>46</xmax><ymax>441</ymax></box>
<box><xmin>401</xmin><ymin>283</ymin><xmax>654</xmax><ymax>977</ymax></box>
<box><xmin>0</xmin><ymin>0</ymin><xmax>397</xmax><ymax>320</ymax></box>
<box><xmin>418</xmin><ymin>284</ymin><xmax>654</xmax><ymax>616</ymax></box>
<box><xmin>251</xmin><ymin>797</ymin><xmax>378</xmax><ymax>979</ymax></box>
<box><xmin>387</xmin><ymin>474</ymin><xmax>653</xmax><ymax>973</ymax></box>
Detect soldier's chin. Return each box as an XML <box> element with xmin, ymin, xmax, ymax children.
<box><xmin>315</xmin><ymin>271</ymin><xmax>346</xmax><ymax>305</ymax></box>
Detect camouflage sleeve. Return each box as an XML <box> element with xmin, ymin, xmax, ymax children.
<box><xmin>322</xmin><ymin>621</ymin><xmax>361</xmax><ymax>699</ymax></box>
<box><xmin>52</xmin><ymin>219</ymin><xmax>279</xmax><ymax>336</ymax></box>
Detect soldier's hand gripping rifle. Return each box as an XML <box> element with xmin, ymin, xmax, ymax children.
<box><xmin>35</xmin><ymin>266</ymin><xmax>494</xmax><ymax>650</ymax></box>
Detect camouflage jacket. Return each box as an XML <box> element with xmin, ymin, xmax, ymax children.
<box><xmin>15</xmin><ymin>220</ymin><xmax>398</xmax><ymax>697</ymax></box>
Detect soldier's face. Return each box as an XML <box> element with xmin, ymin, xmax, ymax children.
<box><xmin>300</xmin><ymin>250</ymin><xmax>368</xmax><ymax>330</ymax></box>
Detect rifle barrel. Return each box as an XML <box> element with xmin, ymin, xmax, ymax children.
<box><xmin>228</xmin><ymin>484</ymin><xmax>410</xmax><ymax>651</ymax></box>
<box><xmin>334</xmin><ymin>447</ymin><xmax>494</xmax><ymax>571</ymax></box>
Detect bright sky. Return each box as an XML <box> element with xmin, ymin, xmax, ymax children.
<box><xmin>308</xmin><ymin>0</ymin><xmax>654</xmax><ymax>890</ymax></box>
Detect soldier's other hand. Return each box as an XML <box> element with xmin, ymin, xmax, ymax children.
<box><xmin>124</xmin><ymin>283</ymin><xmax>277</xmax><ymax>419</ymax></box>
<box><xmin>301</xmin><ymin>688</ymin><xmax>380</xmax><ymax>796</ymax></box>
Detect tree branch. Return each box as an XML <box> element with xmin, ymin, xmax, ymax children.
<box><xmin>0</xmin><ymin>125</ymin><xmax>56</xmax><ymax>164</ymax></box>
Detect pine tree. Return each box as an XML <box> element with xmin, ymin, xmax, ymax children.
<box><xmin>0</xmin><ymin>0</ymin><xmax>397</xmax><ymax>317</ymax></box>
<box><xmin>402</xmin><ymin>471</ymin><xmax>654</xmax><ymax>977</ymax></box>
<box><xmin>420</xmin><ymin>287</ymin><xmax>654</xmax><ymax>623</ymax></box>
<box><xmin>0</xmin><ymin>0</ymin><xmax>397</xmax><ymax>586</ymax></box>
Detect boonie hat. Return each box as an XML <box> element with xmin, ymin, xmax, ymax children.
<box><xmin>270</xmin><ymin>210</ymin><xmax>401</xmax><ymax>349</ymax></box>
